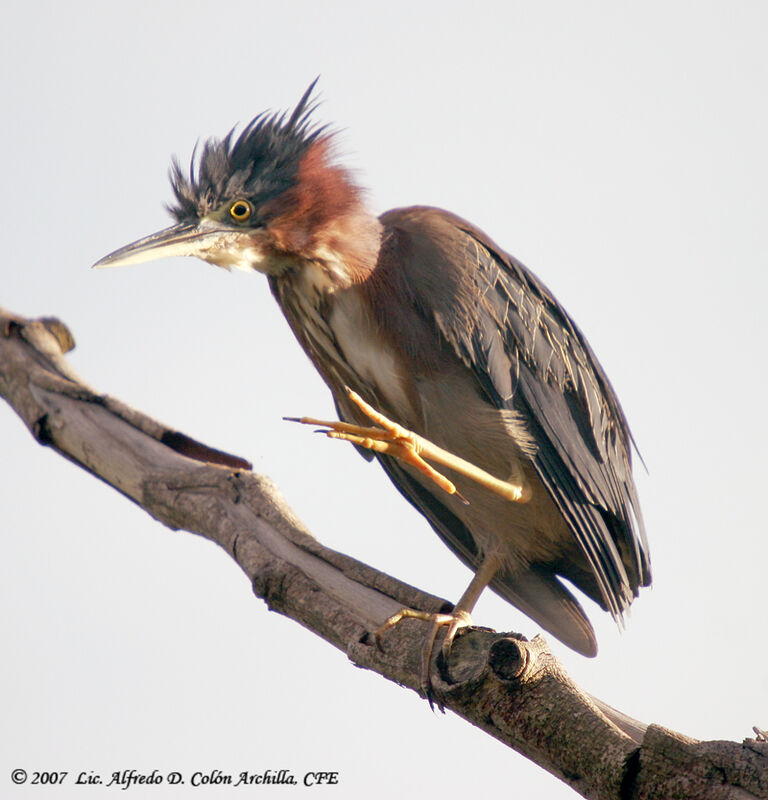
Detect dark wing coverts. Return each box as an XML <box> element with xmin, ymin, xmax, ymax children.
<box><xmin>379</xmin><ymin>207</ymin><xmax>651</xmax><ymax>625</ymax></box>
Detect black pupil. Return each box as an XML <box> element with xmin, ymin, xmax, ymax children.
<box><xmin>233</xmin><ymin>203</ymin><xmax>248</xmax><ymax>218</ymax></box>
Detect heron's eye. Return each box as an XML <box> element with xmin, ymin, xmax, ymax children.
<box><xmin>229</xmin><ymin>199</ymin><xmax>252</xmax><ymax>222</ymax></box>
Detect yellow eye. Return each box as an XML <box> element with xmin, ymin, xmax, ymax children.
<box><xmin>229</xmin><ymin>199</ymin><xmax>252</xmax><ymax>221</ymax></box>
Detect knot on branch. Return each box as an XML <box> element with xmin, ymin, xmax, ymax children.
<box><xmin>437</xmin><ymin>629</ymin><xmax>539</xmax><ymax>692</ymax></box>
<box><xmin>252</xmin><ymin>559</ymin><xmax>292</xmax><ymax>612</ymax></box>
<box><xmin>3</xmin><ymin>314</ymin><xmax>75</xmax><ymax>354</ymax></box>
<box><xmin>33</xmin><ymin>412</ymin><xmax>56</xmax><ymax>446</ymax></box>
<box><xmin>36</xmin><ymin>317</ymin><xmax>76</xmax><ymax>353</ymax></box>
<box><xmin>488</xmin><ymin>636</ymin><xmax>530</xmax><ymax>681</ymax></box>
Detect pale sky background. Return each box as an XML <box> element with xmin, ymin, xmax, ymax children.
<box><xmin>1</xmin><ymin>2</ymin><xmax>766</xmax><ymax>798</ymax></box>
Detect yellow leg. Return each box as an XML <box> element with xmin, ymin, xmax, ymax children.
<box><xmin>286</xmin><ymin>388</ymin><xmax>531</xmax><ymax>505</ymax></box>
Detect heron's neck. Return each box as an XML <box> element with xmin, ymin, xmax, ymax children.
<box><xmin>311</xmin><ymin>210</ymin><xmax>383</xmax><ymax>287</ymax></box>
<box><xmin>264</xmin><ymin>209</ymin><xmax>380</xmax><ymax>287</ymax></box>
<box><xmin>262</xmin><ymin>140</ymin><xmax>383</xmax><ymax>285</ymax></box>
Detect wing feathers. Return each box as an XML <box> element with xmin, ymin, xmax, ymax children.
<box><xmin>378</xmin><ymin>207</ymin><xmax>651</xmax><ymax>623</ymax></box>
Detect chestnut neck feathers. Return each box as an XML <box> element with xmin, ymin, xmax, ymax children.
<box><xmin>168</xmin><ymin>82</ymin><xmax>381</xmax><ymax>284</ymax></box>
<box><xmin>263</xmin><ymin>139</ymin><xmax>382</xmax><ymax>281</ymax></box>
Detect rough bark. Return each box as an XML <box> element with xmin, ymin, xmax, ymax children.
<box><xmin>1</xmin><ymin>306</ymin><xmax>766</xmax><ymax>800</ymax></box>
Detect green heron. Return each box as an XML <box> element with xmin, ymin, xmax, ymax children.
<box><xmin>95</xmin><ymin>81</ymin><xmax>651</xmax><ymax>673</ymax></box>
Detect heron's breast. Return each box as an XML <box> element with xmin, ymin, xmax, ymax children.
<box><xmin>328</xmin><ymin>291</ymin><xmax>412</xmax><ymax>416</ymax></box>
<box><xmin>285</xmin><ymin>263</ymin><xmax>412</xmax><ymax>417</ymax></box>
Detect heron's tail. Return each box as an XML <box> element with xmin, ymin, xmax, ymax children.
<box><xmin>490</xmin><ymin>566</ymin><xmax>597</xmax><ymax>657</ymax></box>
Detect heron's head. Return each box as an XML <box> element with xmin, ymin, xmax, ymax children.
<box><xmin>94</xmin><ymin>80</ymin><xmax>377</xmax><ymax>277</ymax></box>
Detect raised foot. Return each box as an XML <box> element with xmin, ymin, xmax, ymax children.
<box><xmin>286</xmin><ymin>388</ymin><xmax>467</xmax><ymax>502</ymax></box>
<box><xmin>286</xmin><ymin>387</ymin><xmax>532</xmax><ymax>505</ymax></box>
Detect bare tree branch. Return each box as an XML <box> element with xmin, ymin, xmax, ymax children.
<box><xmin>2</xmin><ymin>306</ymin><xmax>766</xmax><ymax>800</ymax></box>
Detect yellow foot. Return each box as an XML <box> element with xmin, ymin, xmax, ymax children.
<box><xmin>375</xmin><ymin>606</ymin><xmax>473</xmax><ymax>703</ymax></box>
<box><xmin>285</xmin><ymin>388</ymin><xmax>468</xmax><ymax>502</ymax></box>
<box><xmin>285</xmin><ymin>387</ymin><xmax>531</xmax><ymax>505</ymax></box>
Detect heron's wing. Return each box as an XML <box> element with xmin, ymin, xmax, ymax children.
<box><xmin>379</xmin><ymin>207</ymin><xmax>651</xmax><ymax>622</ymax></box>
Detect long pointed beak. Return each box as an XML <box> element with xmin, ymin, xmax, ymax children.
<box><xmin>93</xmin><ymin>221</ymin><xmax>227</xmax><ymax>269</ymax></box>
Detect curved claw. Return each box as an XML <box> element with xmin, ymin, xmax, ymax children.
<box><xmin>284</xmin><ymin>396</ymin><xmax>468</xmax><ymax>502</ymax></box>
<box><xmin>285</xmin><ymin>389</ymin><xmax>530</xmax><ymax>506</ymax></box>
<box><xmin>375</xmin><ymin>606</ymin><xmax>473</xmax><ymax>702</ymax></box>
